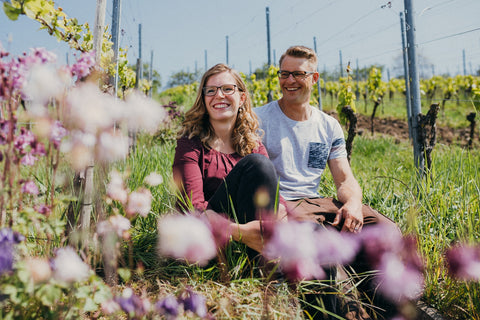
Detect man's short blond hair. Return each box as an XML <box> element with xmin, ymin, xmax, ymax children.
<box><xmin>279</xmin><ymin>45</ymin><xmax>318</xmax><ymax>69</ymax></box>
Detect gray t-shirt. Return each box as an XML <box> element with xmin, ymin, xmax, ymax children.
<box><xmin>255</xmin><ymin>101</ymin><xmax>347</xmax><ymax>200</ymax></box>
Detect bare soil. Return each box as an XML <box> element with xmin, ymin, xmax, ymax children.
<box><xmin>328</xmin><ymin>112</ymin><xmax>478</xmax><ymax>148</ymax></box>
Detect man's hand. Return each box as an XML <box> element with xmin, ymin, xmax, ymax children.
<box><xmin>332</xmin><ymin>200</ymin><xmax>363</xmax><ymax>233</ymax></box>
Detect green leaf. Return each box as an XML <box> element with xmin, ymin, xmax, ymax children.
<box><xmin>83</xmin><ymin>297</ymin><xmax>98</xmax><ymax>312</ymax></box>
<box><xmin>117</xmin><ymin>268</ymin><xmax>131</xmax><ymax>282</ymax></box>
<box><xmin>36</xmin><ymin>284</ymin><xmax>62</xmax><ymax>307</ymax></box>
<box><xmin>3</xmin><ymin>2</ymin><xmax>22</xmax><ymax>21</ymax></box>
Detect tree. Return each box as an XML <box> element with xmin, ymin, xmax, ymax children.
<box><xmin>131</xmin><ymin>63</ymin><xmax>162</xmax><ymax>95</ymax></box>
<box><xmin>167</xmin><ymin>70</ymin><xmax>201</xmax><ymax>88</ymax></box>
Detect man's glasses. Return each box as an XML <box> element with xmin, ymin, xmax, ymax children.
<box><xmin>203</xmin><ymin>84</ymin><xmax>238</xmax><ymax>96</ymax></box>
<box><xmin>277</xmin><ymin>70</ymin><xmax>316</xmax><ymax>79</ymax></box>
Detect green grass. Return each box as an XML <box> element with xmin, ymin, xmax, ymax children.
<box><xmin>124</xmin><ymin>130</ymin><xmax>479</xmax><ymax>319</ymax></box>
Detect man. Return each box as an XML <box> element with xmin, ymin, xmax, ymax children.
<box><xmin>255</xmin><ymin>45</ymin><xmax>366</xmax><ymax>232</ymax></box>
<box><xmin>255</xmin><ymin>45</ymin><xmax>399</xmax><ymax>319</ymax></box>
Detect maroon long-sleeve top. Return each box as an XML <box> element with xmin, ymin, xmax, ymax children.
<box><xmin>172</xmin><ymin>136</ymin><xmax>269</xmax><ymax>211</ymax></box>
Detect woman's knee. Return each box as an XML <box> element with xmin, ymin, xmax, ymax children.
<box><xmin>239</xmin><ymin>153</ymin><xmax>277</xmax><ymax>177</ymax></box>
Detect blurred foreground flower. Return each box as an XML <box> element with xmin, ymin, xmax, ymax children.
<box><xmin>25</xmin><ymin>257</ymin><xmax>52</xmax><ymax>284</ymax></box>
<box><xmin>126</xmin><ymin>188</ymin><xmax>152</xmax><ymax>217</ymax></box>
<box><xmin>263</xmin><ymin>221</ymin><xmax>327</xmax><ymax>281</ymax></box>
<box><xmin>359</xmin><ymin>225</ymin><xmax>424</xmax><ymax>303</ymax></box>
<box><xmin>157</xmin><ymin>214</ymin><xmax>217</xmax><ymax>266</ymax></box>
<box><xmin>97</xmin><ymin>214</ymin><xmax>131</xmax><ymax>239</ymax></box>
<box><xmin>114</xmin><ymin>287</ymin><xmax>151</xmax><ymax>319</ymax></box>
<box><xmin>52</xmin><ymin>246</ymin><xmax>90</xmax><ymax>283</ymax></box>
<box><xmin>0</xmin><ymin>228</ymin><xmax>24</xmax><ymax>275</ymax></box>
<box><xmin>445</xmin><ymin>243</ymin><xmax>480</xmax><ymax>281</ymax></box>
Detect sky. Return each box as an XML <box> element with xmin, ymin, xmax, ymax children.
<box><xmin>1</xmin><ymin>0</ymin><xmax>480</xmax><ymax>87</ymax></box>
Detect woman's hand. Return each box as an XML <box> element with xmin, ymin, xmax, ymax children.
<box><xmin>230</xmin><ymin>220</ymin><xmax>264</xmax><ymax>253</ymax></box>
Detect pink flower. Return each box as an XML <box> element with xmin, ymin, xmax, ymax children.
<box><xmin>263</xmin><ymin>221</ymin><xmax>326</xmax><ymax>281</ymax></box>
<box><xmin>445</xmin><ymin>243</ymin><xmax>480</xmax><ymax>281</ymax></box>
<box><xmin>21</xmin><ymin>180</ymin><xmax>39</xmax><ymax>195</ymax></box>
<box><xmin>375</xmin><ymin>253</ymin><xmax>424</xmax><ymax>302</ymax></box>
<box><xmin>126</xmin><ymin>188</ymin><xmax>152</xmax><ymax>217</ymax></box>
<box><xmin>157</xmin><ymin>214</ymin><xmax>217</xmax><ymax>266</ymax></box>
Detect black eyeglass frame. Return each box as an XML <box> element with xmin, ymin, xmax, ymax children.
<box><xmin>277</xmin><ymin>70</ymin><xmax>316</xmax><ymax>79</ymax></box>
<box><xmin>202</xmin><ymin>84</ymin><xmax>239</xmax><ymax>96</ymax></box>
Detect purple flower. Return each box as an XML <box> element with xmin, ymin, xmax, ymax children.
<box><xmin>71</xmin><ymin>51</ymin><xmax>96</xmax><ymax>79</ymax></box>
<box><xmin>155</xmin><ymin>295</ymin><xmax>180</xmax><ymax>319</ymax></box>
<box><xmin>35</xmin><ymin>204</ymin><xmax>51</xmax><ymax>216</ymax></box>
<box><xmin>445</xmin><ymin>243</ymin><xmax>480</xmax><ymax>281</ymax></box>
<box><xmin>50</xmin><ymin>121</ymin><xmax>67</xmax><ymax>148</ymax></box>
<box><xmin>29</xmin><ymin>47</ymin><xmax>57</xmax><ymax>64</ymax></box>
<box><xmin>115</xmin><ymin>288</ymin><xmax>151</xmax><ymax>319</ymax></box>
<box><xmin>21</xmin><ymin>180</ymin><xmax>39</xmax><ymax>195</ymax></box>
<box><xmin>14</xmin><ymin>127</ymin><xmax>35</xmax><ymax>153</ymax></box>
<box><xmin>0</xmin><ymin>228</ymin><xmax>25</xmax><ymax>275</ymax></box>
<box><xmin>180</xmin><ymin>288</ymin><xmax>207</xmax><ymax>318</ymax></box>
<box><xmin>20</xmin><ymin>152</ymin><xmax>37</xmax><ymax>166</ymax></box>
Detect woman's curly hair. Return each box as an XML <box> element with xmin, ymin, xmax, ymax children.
<box><xmin>177</xmin><ymin>63</ymin><xmax>261</xmax><ymax>156</ymax></box>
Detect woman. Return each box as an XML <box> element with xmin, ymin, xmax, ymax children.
<box><xmin>172</xmin><ymin>63</ymin><xmax>284</xmax><ymax>253</ymax></box>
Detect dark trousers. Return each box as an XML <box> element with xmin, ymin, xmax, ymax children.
<box><xmin>207</xmin><ymin>153</ymin><xmax>279</xmax><ymax>223</ymax></box>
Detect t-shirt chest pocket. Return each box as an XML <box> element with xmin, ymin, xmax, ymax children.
<box><xmin>308</xmin><ymin>142</ymin><xmax>328</xmax><ymax>169</ymax></box>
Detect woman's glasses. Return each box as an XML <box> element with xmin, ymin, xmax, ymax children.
<box><xmin>203</xmin><ymin>84</ymin><xmax>237</xmax><ymax>96</ymax></box>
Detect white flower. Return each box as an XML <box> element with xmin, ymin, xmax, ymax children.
<box><xmin>96</xmin><ymin>131</ymin><xmax>129</xmax><ymax>163</ymax></box>
<box><xmin>106</xmin><ymin>169</ymin><xmax>128</xmax><ymax>204</ymax></box>
<box><xmin>24</xmin><ymin>64</ymin><xmax>67</xmax><ymax>105</ymax></box>
<box><xmin>65</xmin><ymin>82</ymin><xmax>121</xmax><ymax>133</ymax></box>
<box><xmin>25</xmin><ymin>257</ymin><xmax>52</xmax><ymax>284</ymax></box>
<box><xmin>126</xmin><ymin>188</ymin><xmax>152</xmax><ymax>217</ymax></box>
<box><xmin>123</xmin><ymin>91</ymin><xmax>166</xmax><ymax>133</ymax></box>
<box><xmin>53</xmin><ymin>247</ymin><xmax>90</xmax><ymax>283</ymax></box>
<box><xmin>157</xmin><ymin>214</ymin><xmax>217</xmax><ymax>266</ymax></box>
<box><xmin>109</xmin><ymin>215</ymin><xmax>131</xmax><ymax>238</ymax></box>
<box><xmin>144</xmin><ymin>172</ymin><xmax>163</xmax><ymax>186</ymax></box>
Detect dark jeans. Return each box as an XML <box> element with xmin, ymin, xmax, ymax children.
<box><xmin>207</xmin><ymin>153</ymin><xmax>279</xmax><ymax>223</ymax></box>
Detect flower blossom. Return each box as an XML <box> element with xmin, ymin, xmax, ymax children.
<box><xmin>21</xmin><ymin>180</ymin><xmax>39</xmax><ymax>195</ymax></box>
<box><xmin>96</xmin><ymin>130</ymin><xmax>129</xmax><ymax>163</ymax></box>
<box><xmin>0</xmin><ymin>228</ymin><xmax>25</xmax><ymax>275</ymax></box>
<box><xmin>52</xmin><ymin>246</ymin><xmax>90</xmax><ymax>283</ymax></box>
<box><xmin>445</xmin><ymin>243</ymin><xmax>480</xmax><ymax>281</ymax></box>
<box><xmin>358</xmin><ymin>225</ymin><xmax>425</xmax><ymax>303</ymax></box>
<box><xmin>97</xmin><ymin>214</ymin><xmax>131</xmax><ymax>239</ymax></box>
<box><xmin>157</xmin><ymin>214</ymin><xmax>217</xmax><ymax>266</ymax></box>
<box><xmin>155</xmin><ymin>295</ymin><xmax>180</xmax><ymax>319</ymax></box>
<box><xmin>114</xmin><ymin>287</ymin><xmax>151</xmax><ymax>318</ymax></box>
<box><xmin>25</xmin><ymin>257</ymin><xmax>52</xmax><ymax>284</ymax></box>
<box><xmin>126</xmin><ymin>188</ymin><xmax>152</xmax><ymax>217</ymax></box>
<box><xmin>106</xmin><ymin>169</ymin><xmax>128</xmax><ymax>204</ymax></box>
<box><xmin>65</xmin><ymin>82</ymin><xmax>120</xmax><ymax>134</ymax></box>
<box><xmin>179</xmin><ymin>288</ymin><xmax>207</xmax><ymax>318</ymax></box>
<box><xmin>144</xmin><ymin>172</ymin><xmax>163</xmax><ymax>187</ymax></box>
<box><xmin>263</xmin><ymin>221</ymin><xmax>327</xmax><ymax>281</ymax></box>
<box><xmin>71</xmin><ymin>51</ymin><xmax>96</xmax><ymax>79</ymax></box>
<box><xmin>123</xmin><ymin>91</ymin><xmax>167</xmax><ymax>133</ymax></box>
<box><xmin>23</xmin><ymin>63</ymin><xmax>66</xmax><ymax>106</ymax></box>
